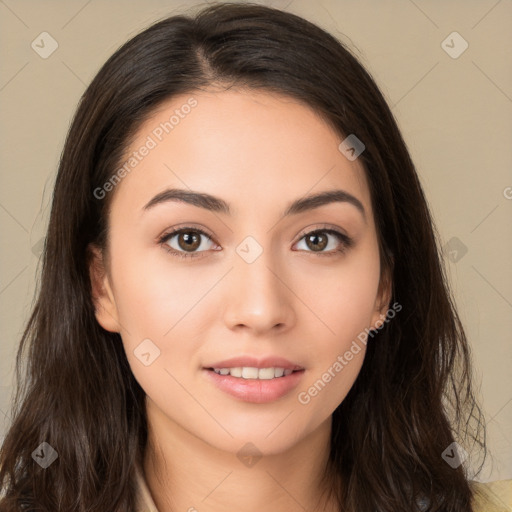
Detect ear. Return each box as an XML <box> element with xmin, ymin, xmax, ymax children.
<box><xmin>369</xmin><ymin>263</ymin><xmax>393</xmax><ymax>329</ymax></box>
<box><xmin>87</xmin><ymin>244</ymin><xmax>121</xmax><ymax>333</ymax></box>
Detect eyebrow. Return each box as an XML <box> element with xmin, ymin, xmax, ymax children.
<box><xmin>142</xmin><ymin>188</ymin><xmax>366</xmax><ymax>221</ymax></box>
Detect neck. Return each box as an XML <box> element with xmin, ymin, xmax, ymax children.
<box><xmin>142</xmin><ymin>399</ymin><xmax>340</xmax><ymax>512</ymax></box>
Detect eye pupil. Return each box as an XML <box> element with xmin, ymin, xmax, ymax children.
<box><xmin>179</xmin><ymin>231</ymin><xmax>201</xmax><ymax>251</ymax></box>
<box><xmin>306</xmin><ymin>233</ymin><xmax>327</xmax><ymax>251</ymax></box>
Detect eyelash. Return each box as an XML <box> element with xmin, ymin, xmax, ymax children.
<box><xmin>158</xmin><ymin>225</ymin><xmax>354</xmax><ymax>260</ymax></box>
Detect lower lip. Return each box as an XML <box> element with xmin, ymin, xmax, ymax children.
<box><xmin>203</xmin><ymin>369</ymin><xmax>305</xmax><ymax>403</ymax></box>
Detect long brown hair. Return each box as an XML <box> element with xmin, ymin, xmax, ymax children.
<box><xmin>0</xmin><ymin>3</ymin><xmax>486</xmax><ymax>510</ymax></box>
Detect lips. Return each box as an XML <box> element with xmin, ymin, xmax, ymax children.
<box><xmin>202</xmin><ymin>355</ymin><xmax>306</xmax><ymax>403</ymax></box>
<box><xmin>203</xmin><ymin>364</ymin><xmax>305</xmax><ymax>403</ymax></box>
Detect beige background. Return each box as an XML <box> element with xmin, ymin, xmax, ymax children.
<box><xmin>1</xmin><ymin>0</ymin><xmax>511</xmax><ymax>482</ymax></box>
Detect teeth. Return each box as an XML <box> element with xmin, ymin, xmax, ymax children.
<box><xmin>212</xmin><ymin>367</ymin><xmax>297</xmax><ymax>379</ymax></box>
<box><xmin>242</xmin><ymin>367</ymin><xmax>259</xmax><ymax>379</ymax></box>
<box><xmin>257</xmin><ymin>367</ymin><xmax>275</xmax><ymax>380</ymax></box>
<box><xmin>230</xmin><ymin>367</ymin><xmax>243</xmax><ymax>378</ymax></box>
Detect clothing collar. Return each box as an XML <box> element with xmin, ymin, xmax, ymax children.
<box><xmin>134</xmin><ymin>464</ymin><xmax>160</xmax><ymax>512</ymax></box>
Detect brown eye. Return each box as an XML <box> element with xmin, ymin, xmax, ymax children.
<box><xmin>295</xmin><ymin>228</ymin><xmax>353</xmax><ymax>256</ymax></box>
<box><xmin>176</xmin><ymin>231</ymin><xmax>201</xmax><ymax>251</ymax></box>
<box><xmin>159</xmin><ymin>227</ymin><xmax>217</xmax><ymax>259</ymax></box>
<box><xmin>304</xmin><ymin>232</ymin><xmax>328</xmax><ymax>252</ymax></box>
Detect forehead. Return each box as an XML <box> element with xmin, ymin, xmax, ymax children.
<box><xmin>108</xmin><ymin>88</ymin><xmax>373</xmax><ymax>222</ymax></box>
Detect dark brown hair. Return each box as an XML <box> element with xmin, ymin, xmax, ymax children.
<box><xmin>0</xmin><ymin>3</ymin><xmax>486</xmax><ymax>511</ymax></box>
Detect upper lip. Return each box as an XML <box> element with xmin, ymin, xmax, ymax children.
<box><xmin>205</xmin><ymin>356</ymin><xmax>304</xmax><ymax>371</ymax></box>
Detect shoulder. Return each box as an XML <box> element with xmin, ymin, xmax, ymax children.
<box><xmin>131</xmin><ymin>467</ymin><xmax>512</xmax><ymax>512</ymax></box>
<box><xmin>131</xmin><ymin>471</ymin><xmax>512</xmax><ymax>512</ymax></box>
<box><xmin>470</xmin><ymin>479</ymin><xmax>512</xmax><ymax>512</ymax></box>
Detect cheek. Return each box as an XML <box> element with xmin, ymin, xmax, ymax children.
<box><xmin>296</xmin><ymin>242</ymin><xmax>381</xmax><ymax>345</ymax></box>
<box><xmin>108</xmin><ymin>240</ymin><xmax>211</xmax><ymax>379</ymax></box>
<box><xmin>110</xmin><ymin>235</ymin><xmax>205</xmax><ymax>332</ymax></box>
<box><xmin>294</xmin><ymin>245</ymin><xmax>379</xmax><ymax>414</ymax></box>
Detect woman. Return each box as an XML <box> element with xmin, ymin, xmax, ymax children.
<box><xmin>0</xmin><ymin>3</ymin><xmax>509</xmax><ymax>511</ymax></box>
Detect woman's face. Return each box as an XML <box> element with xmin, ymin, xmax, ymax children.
<box><xmin>90</xmin><ymin>88</ymin><xmax>390</xmax><ymax>455</ymax></box>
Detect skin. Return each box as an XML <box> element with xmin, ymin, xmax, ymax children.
<box><xmin>89</xmin><ymin>87</ymin><xmax>391</xmax><ymax>512</ymax></box>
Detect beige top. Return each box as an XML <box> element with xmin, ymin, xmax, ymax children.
<box><xmin>134</xmin><ymin>466</ymin><xmax>512</xmax><ymax>512</ymax></box>
<box><xmin>134</xmin><ymin>465</ymin><xmax>160</xmax><ymax>512</ymax></box>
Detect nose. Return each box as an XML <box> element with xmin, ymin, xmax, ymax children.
<box><xmin>222</xmin><ymin>250</ymin><xmax>296</xmax><ymax>336</ymax></box>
